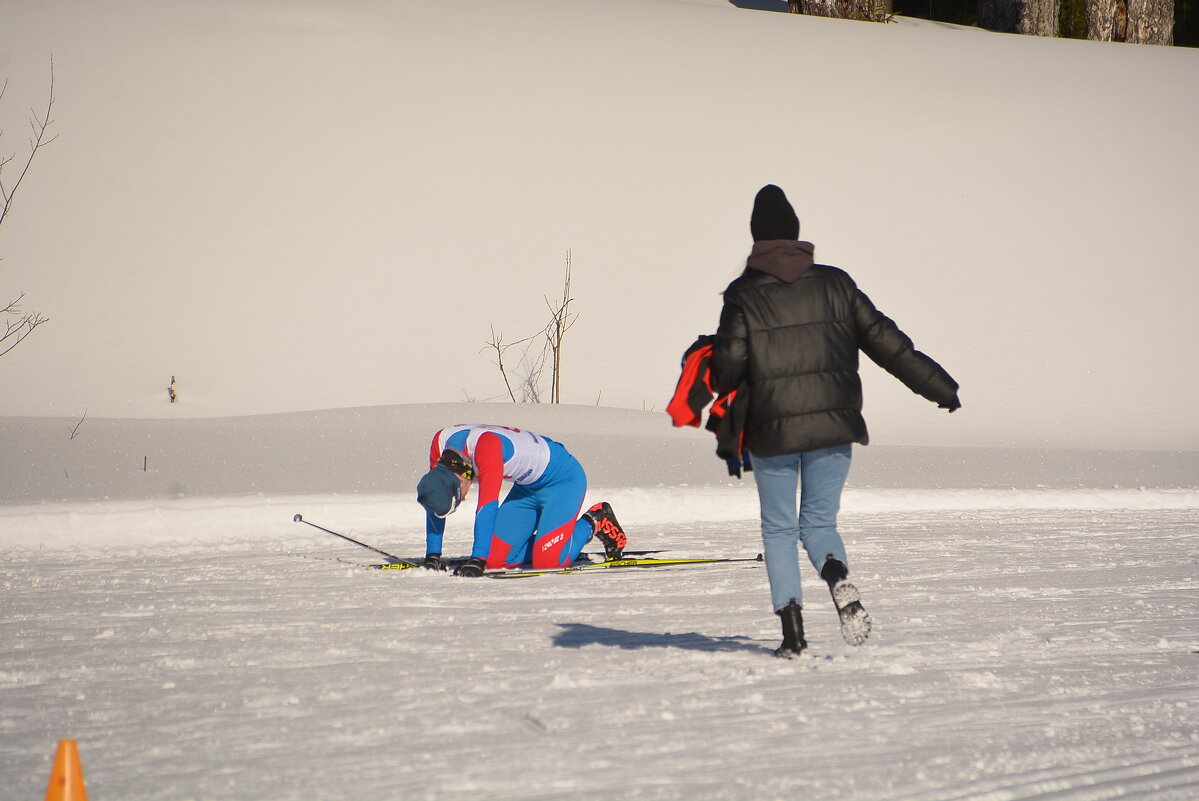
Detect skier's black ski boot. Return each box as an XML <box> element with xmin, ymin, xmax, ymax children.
<box><xmin>774</xmin><ymin>600</ymin><xmax>807</xmax><ymax>658</ymax></box>
<box><xmin>822</xmin><ymin>556</ymin><xmax>872</xmax><ymax>646</ymax></box>
<box><xmin>584</xmin><ymin>501</ymin><xmax>627</xmax><ymax>561</ymax></box>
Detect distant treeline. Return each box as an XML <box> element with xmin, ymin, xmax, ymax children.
<box><xmin>892</xmin><ymin>0</ymin><xmax>1197</xmax><ymax>46</ymax></box>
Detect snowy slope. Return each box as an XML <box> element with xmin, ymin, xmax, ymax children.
<box><xmin>1</xmin><ymin>403</ymin><xmax>1197</xmax><ymax>543</ymax></box>
<box><xmin>2</xmin><ymin>0</ymin><xmax>1198</xmax><ymax>448</ymax></box>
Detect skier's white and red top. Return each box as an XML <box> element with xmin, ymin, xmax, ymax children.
<box><xmin>428</xmin><ymin>424</ymin><xmax>552</xmax><ymax>488</ymax></box>
<box><xmin>425</xmin><ymin>424</ymin><xmax>554</xmax><ymax>559</ymax></box>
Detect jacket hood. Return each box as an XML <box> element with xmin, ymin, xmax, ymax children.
<box><xmin>746</xmin><ymin>240</ymin><xmax>816</xmax><ymax>283</ymax></box>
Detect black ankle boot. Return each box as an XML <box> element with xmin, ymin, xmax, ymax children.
<box><xmin>821</xmin><ymin>555</ymin><xmax>872</xmax><ymax>646</ymax></box>
<box><xmin>821</xmin><ymin>556</ymin><xmax>848</xmax><ymax>585</ymax></box>
<box><xmin>774</xmin><ymin>600</ymin><xmax>807</xmax><ymax>658</ymax></box>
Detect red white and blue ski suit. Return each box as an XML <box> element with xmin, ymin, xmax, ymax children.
<box><xmin>424</xmin><ymin>424</ymin><xmax>593</xmax><ymax>569</ymax></box>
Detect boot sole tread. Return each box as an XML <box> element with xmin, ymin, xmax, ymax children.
<box><xmin>830</xmin><ymin>580</ymin><xmax>872</xmax><ymax>646</ymax></box>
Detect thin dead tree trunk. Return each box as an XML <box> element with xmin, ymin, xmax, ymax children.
<box><xmin>547</xmin><ymin>249</ymin><xmax>575</xmax><ymax>405</ymax></box>
<box><xmin>485</xmin><ymin>250</ymin><xmax>576</xmax><ymax>404</ymax></box>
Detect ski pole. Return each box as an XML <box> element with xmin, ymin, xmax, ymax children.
<box><xmin>292</xmin><ymin>514</ymin><xmax>419</xmax><ymax>567</ymax></box>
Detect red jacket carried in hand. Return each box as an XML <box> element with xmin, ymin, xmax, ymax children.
<box><xmin>666</xmin><ymin>334</ymin><xmax>751</xmax><ymax>477</ymax></box>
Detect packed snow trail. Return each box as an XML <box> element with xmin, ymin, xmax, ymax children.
<box><xmin>3</xmin><ymin>509</ymin><xmax>1197</xmax><ymax>800</ymax></box>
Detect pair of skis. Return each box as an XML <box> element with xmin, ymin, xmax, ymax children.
<box><xmin>293</xmin><ymin>514</ymin><xmax>762</xmax><ymax>578</ymax></box>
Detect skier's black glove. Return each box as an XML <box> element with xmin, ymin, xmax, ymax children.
<box><xmin>454</xmin><ymin>557</ymin><xmax>487</xmax><ymax>578</ymax></box>
<box><xmin>423</xmin><ymin>553</ymin><xmax>444</xmax><ymax>571</ymax></box>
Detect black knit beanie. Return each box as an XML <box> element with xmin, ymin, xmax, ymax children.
<box><xmin>750</xmin><ymin>184</ymin><xmax>800</xmax><ymax>242</ymax></box>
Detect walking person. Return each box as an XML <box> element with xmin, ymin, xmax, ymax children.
<box><xmin>416</xmin><ymin>424</ymin><xmax>627</xmax><ymax>576</ymax></box>
<box><xmin>711</xmin><ymin>185</ymin><xmax>960</xmax><ymax>657</ymax></box>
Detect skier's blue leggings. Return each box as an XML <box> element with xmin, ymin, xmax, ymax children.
<box><xmin>490</xmin><ymin>440</ymin><xmax>593</xmax><ymax>569</ymax></box>
<box><xmin>750</xmin><ymin>445</ymin><xmax>852</xmax><ymax>612</ymax></box>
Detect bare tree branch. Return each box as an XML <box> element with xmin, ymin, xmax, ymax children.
<box><xmin>0</xmin><ymin>292</ymin><xmax>48</xmax><ymax>357</ymax></box>
<box><xmin>518</xmin><ymin>337</ymin><xmax>551</xmax><ymax>403</ymax></box>
<box><xmin>483</xmin><ymin>249</ymin><xmax>578</xmax><ymax>404</ymax></box>
<box><xmin>69</xmin><ymin>409</ymin><xmax>87</xmax><ymax>440</ymax></box>
<box><xmin>483</xmin><ymin>324</ymin><xmax>519</xmax><ymax>403</ymax></box>
<box><xmin>1</xmin><ymin>59</ymin><xmax>58</xmax><ymax>361</ymax></box>
<box><xmin>0</xmin><ymin>57</ymin><xmax>58</xmax><ymax>230</ymax></box>
<box><xmin>481</xmin><ymin>324</ymin><xmax>546</xmax><ymax>403</ymax></box>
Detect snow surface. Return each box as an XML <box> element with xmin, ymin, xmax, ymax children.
<box><xmin>2</xmin><ymin>404</ymin><xmax>1198</xmax><ymax>800</ymax></box>
<box><xmin>3</xmin><ymin>0</ymin><xmax>1199</xmax><ymax>798</ymax></box>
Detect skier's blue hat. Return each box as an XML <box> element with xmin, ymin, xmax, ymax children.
<box><xmin>417</xmin><ymin>465</ymin><xmax>462</xmax><ymax>518</ymax></box>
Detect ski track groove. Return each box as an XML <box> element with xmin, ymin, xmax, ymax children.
<box><xmin>901</xmin><ymin>746</ymin><xmax>1199</xmax><ymax>801</ymax></box>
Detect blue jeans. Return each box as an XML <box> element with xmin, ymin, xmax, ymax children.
<box><xmin>751</xmin><ymin>445</ymin><xmax>852</xmax><ymax>612</ymax></box>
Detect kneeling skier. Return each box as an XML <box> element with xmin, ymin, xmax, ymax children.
<box><xmin>416</xmin><ymin>424</ymin><xmax>627</xmax><ymax>576</ymax></box>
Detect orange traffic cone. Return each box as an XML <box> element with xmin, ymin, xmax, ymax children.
<box><xmin>44</xmin><ymin>740</ymin><xmax>87</xmax><ymax>801</ymax></box>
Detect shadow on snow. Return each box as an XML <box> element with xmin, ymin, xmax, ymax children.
<box><xmin>553</xmin><ymin>622</ymin><xmax>771</xmax><ymax>655</ymax></box>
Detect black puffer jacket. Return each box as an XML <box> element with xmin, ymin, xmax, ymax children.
<box><xmin>711</xmin><ymin>240</ymin><xmax>960</xmax><ymax>457</ymax></box>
